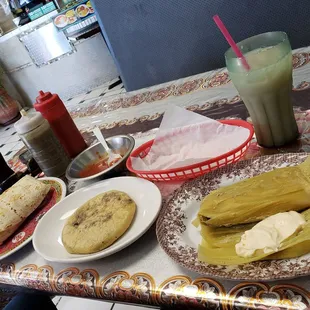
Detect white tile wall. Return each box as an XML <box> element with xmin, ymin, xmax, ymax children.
<box><xmin>3</xmin><ymin>33</ymin><xmax>120</xmax><ymax>105</ymax></box>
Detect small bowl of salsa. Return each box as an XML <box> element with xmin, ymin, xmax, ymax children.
<box><xmin>66</xmin><ymin>135</ymin><xmax>135</xmax><ymax>182</ymax></box>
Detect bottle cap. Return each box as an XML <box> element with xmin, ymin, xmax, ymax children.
<box><xmin>34</xmin><ymin>90</ymin><xmax>64</xmax><ymax>116</ymax></box>
<box><xmin>36</xmin><ymin>90</ymin><xmax>53</xmax><ymax>104</ymax></box>
<box><xmin>14</xmin><ymin>110</ymin><xmax>45</xmax><ymax>134</ymax></box>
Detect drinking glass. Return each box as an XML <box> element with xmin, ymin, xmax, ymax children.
<box><xmin>225</xmin><ymin>32</ymin><xmax>298</xmax><ymax>147</ymax></box>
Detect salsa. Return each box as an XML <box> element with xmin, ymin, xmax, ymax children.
<box><xmin>79</xmin><ymin>156</ymin><xmax>121</xmax><ymax>178</ymax></box>
<box><xmin>79</xmin><ymin>158</ymin><xmax>109</xmax><ymax>178</ymax></box>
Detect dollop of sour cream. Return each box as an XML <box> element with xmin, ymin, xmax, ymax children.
<box><xmin>235</xmin><ymin>211</ymin><xmax>306</xmax><ymax>258</ymax></box>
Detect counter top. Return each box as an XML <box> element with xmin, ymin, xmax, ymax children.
<box><xmin>0</xmin><ymin>11</ymin><xmax>58</xmax><ymax>44</ymax></box>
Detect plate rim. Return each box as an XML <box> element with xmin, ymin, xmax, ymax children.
<box><xmin>40</xmin><ymin>177</ymin><xmax>67</xmax><ymax>201</ymax></box>
<box><xmin>0</xmin><ymin>177</ymin><xmax>66</xmax><ymax>260</ymax></box>
<box><xmin>33</xmin><ymin>176</ymin><xmax>162</xmax><ymax>263</ymax></box>
<box><xmin>75</xmin><ymin>4</ymin><xmax>90</xmax><ymax>17</ymax></box>
<box><xmin>54</xmin><ymin>14</ymin><xmax>68</xmax><ymax>28</ymax></box>
<box><xmin>156</xmin><ymin>153</ymin><xmax>310</xmax><ymax>281</ymax></box>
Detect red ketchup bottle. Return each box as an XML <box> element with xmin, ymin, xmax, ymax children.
<box><xmin>34</xmin><ymin>90</ymin><xmax>87</xmax><ymax>158</ymax></box>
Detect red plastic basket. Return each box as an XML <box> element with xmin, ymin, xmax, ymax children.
<box><xmin>126</xmin><ymin>119</ymin><xmax>254</xmax><ymax>182</ymax></box>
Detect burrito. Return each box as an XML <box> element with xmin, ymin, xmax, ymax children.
<box><xmin>0</xmin><ymin>175</ymin><xmax>50</xmax><ymax>245</ymax></box>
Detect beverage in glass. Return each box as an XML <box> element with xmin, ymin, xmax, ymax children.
<box><xmin>225</xmin><ymin>32</ymin><xmax>298</xmax><ymax>147</ymax></box>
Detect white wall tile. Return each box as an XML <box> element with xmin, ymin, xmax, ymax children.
<box><xmin>8</xmin><ymin>34</ymin><xmax>119</xmax><ymax>105</ymax></box>
<box><xmin>0</xmin><ymin>36</ymin><xmax>32</xmax><ymax>71</ymax></box>
<box><xmin>57</xmin><ymin>297</ymin><xmax>113</xmax><ymax>310</ymax></box>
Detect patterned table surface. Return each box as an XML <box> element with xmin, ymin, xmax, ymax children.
<box><xmin>3</xmin><ymin>46</ymin><xmax>310</xmax><ymax>310</ymax></box>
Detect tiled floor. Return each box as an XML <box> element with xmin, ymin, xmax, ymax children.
<box><xmin>65</xmin><ymin>77</ymin><xmax>125</xmax><ymax>107</ymax></box>
<box><xmin>53</xmin><ymin>296</ymin><xmax>158</xmax><ymax>310</ymax></box>
<box><xmin>0</xmin><ymin>124</ymin><xmax>23</xmax><ymax>163</ymax></box>
<box><xmin>0</xmin><ymin>77</ymin><xmax>125</xmax><ymax>164</ymax></box>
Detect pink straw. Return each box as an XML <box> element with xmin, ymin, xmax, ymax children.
<box><xmin>213</xmin><ymin>15</ymin><xmax>250</xmax><ymax>71</ymax></box>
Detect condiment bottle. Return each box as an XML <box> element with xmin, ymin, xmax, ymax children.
<box><xmin>14</xmin><ymin>110</ymin><xmax>71</xmax><ymax>177</ymax></box>
<box><xmin>34</xmin><ymin>90</ymin><xmax>87</xmax><ymax>158</ymax></box>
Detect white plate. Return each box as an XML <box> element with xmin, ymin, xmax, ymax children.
<box><xmin>0</xmin><ymin>177</ymin><xmax>66</xmax><ymax>260</ymax></box>
<box><xmin>40</xmin><ymin>177</ymin><xmax>67</xmax><ymax>201</ymax></box>
<box><xmin>54</xmin><ymin>15</ymin><xmax>68</xmax><ymax>28</ymax></box>
<box><xmin>33</xmin><ymin>177</ymin><xmax>162</xmax><ymax>263</ymax></box>
<box><xmin>75</xmin><ymin>4</ymin><xmax>90</xmax><ymax>18</ymax></box>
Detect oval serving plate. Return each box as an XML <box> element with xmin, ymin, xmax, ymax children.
<box><xmin>156</xmin><ymin>153</ymin><xmax>310</xmax><ymax>281</ymax></box>
<box><xmin>0</xmin><ymin>177</ymin><xmax>66</xmax><ymax>260</ymax></box>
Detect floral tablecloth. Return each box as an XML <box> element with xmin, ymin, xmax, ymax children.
<box><xmin>3</xmin><ymin>46</ymin><xmax>310</xmax><ymax>309</ymax></box>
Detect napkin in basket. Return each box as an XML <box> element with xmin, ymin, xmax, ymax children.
<box><xmin>131</xmin><ymin>106</ymin><xmax>250</xmax><ymax>171</ymax></box>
